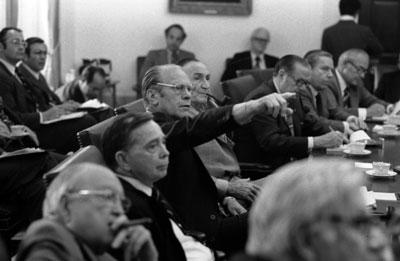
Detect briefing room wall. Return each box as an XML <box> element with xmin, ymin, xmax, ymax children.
<box><xmin>60</xmin><ymin>0</ymin><xmax>340</xmax><ymax>98</ymax></box>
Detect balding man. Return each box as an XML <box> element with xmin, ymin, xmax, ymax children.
<box><xmin>328</xmin><ymin>49</ymin><xmax>393</xmax><ymax>120</ymax></box>
<box><xmin>141</xmin><ymin>64</ymin><xmax>292</xmax><ymax>252</ymax></box>
<box><xmin>221</xmin><ymin>27</ymin><xmax>279</xmax><ymax>81</ymax></box>
<box><xmin>17</xmin><ymin>163</ymin><xmax>158</xmax><ymax>261</ymax></box>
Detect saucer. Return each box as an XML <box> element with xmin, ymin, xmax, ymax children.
<box><xmin>343</xmin><ymin>149</ymin><xmax>371</xmax><ymax>156</ymax></box>
<box><xmin>365</xmin><ymin>169</ymin><xmax>397</xmax><ymax>178</ymax></box>
<box><xmin>376</xmin><ymin>130</ymin><xmax>400</xmax><ymax>137</ymax></box>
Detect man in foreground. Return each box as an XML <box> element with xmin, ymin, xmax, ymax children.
<box><xmin>17</xmin><ymin>163</ymin><xmax>158</xmax><ymax>261</ymax></box>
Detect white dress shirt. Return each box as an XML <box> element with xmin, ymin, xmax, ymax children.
<box><xmin>250</xmin><ymin>52</ymin><xmax>266</xmax><ymax>69</ymax></box>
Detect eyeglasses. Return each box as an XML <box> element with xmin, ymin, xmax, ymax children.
<box><xmin>8</xmin><ymin>39</ymin><xmax>27</xmax><ymax>48</ymax></box>
<box><xmin>156</xmin><ymin>82</ymin><xmax>194</xmax><ymax>95</ymax></box>
<box><xmin>65</xmin><ymin>189</ymin><xmax>131</xmax><ymax>212</ymax></box>
<box><xmin>347</xmin><ymin>61</ymin><xmax>368</xmax><ymax>76</ymax></box>
<box><xmin>288</xmin><ymin>75</ymin><xmax>310</xmax><ymax>87</ymax></box>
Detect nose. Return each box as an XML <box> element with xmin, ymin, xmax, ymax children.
<box><xmin>327</xmin><ymin>69</ymin><xmax>333</xmax><ymax>78</ymax></box>
<box><xmin>160</xmin><ymin>143</ymin><xmax>170</xmax><ymax>158</ymax></box>
<box><xmin>181</xmin><ymin>87</ymin><xmax>192</xmax><ymax>99</ymax></box>
<box><xmin>200</xmin><ymin>80</ymin><xmax>210</xmax><ymax>90</ymax></box>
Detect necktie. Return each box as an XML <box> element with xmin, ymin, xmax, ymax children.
<box><xmin>315</xmin><ymin>93</ymin><xmax>323</xmax><ymax>114</ymax></box>
<box><xmin>15</xmin><ymin>68</ymin><xmax>40</xmax><ymax>111</ymax></box>
<box><xmin>283</xmin><ymin>112</ymin><xmax>295</xmax><ymax>136</ymax></box>
<box><xmin>343</xmin><ymin>87</ymin><xmax>350</xmax><ymax>108</ymax></box>
<box><xmin>152</xmin><ymin>187</ymin><xmax>182</xmax><ymax>227</ymax></box>
<box><xmin>254</xmin><ymin>56</ymin><xmax>261</xmax><ymax>69</ymax></box>
<box><xmin>171</xmin><ymin>50</ymin><xmax>179</xmax><ymax>64</ymax></box>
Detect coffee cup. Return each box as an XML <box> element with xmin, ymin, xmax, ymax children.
<box><xmin>382</xmin><ymin>124</ymin><xmax>397</xmax><ymax>134</ymax></box>
<box><xmin>372</xmin><ymin>162</ymin><xmax>391</xmax><ymax>176</ymax></box>
<box><xmin>348</xmin><ymin>142</ymin><xmax>366</xmax><ymax>153</ymax></box>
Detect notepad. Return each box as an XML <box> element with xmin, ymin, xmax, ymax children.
<box><xmin>41</xmin><ymin>111</ymin><xmax>87</xmax><ymax>125</ymax></box>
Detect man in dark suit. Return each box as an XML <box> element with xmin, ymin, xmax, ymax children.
<box><xmin>299</xmin><ymin>50</ymin><xmax>362</xmax><ymax>133</ymax></box>
<box><xmin>234</xmin><ymin>55</ymin><xmax>344</xmax><ymax>169</ymax></box>
<box><xmin>321</xmin><ymin>0</ymin><xmax>383</xmax><ymax>65</ymax></box>
<box><xmin>139</xmin><ymin>24</ymin><xmax>196</xmax><ymax>82</ymax></box>
<box><xmin>17</xmin><ymin>163</ymin><xmax>158</xmax><ymax>261</ymax></box>
<box><xmin>221</xmin><ymin>27</ymin><xmax>279</xmax><ymax>82</ymax></box>
<box><xmin>103</xmin><ymin>112</ymin><xmax>214</xmax><ymax>261</ymax></box>
<box><xmin>0</xmin><ymin>27</ymin><xmax>96</xmax><ymax>153</ymax></box>
<box><xmin>375</xmin><ymin>53</ymin><xmax>400</xmax><ymax>103</ymax></box>
<box><xmin>327</xmin><ymin>49</ymin><xmax>393</xmax><ymax>120</ymax></box>
<box><xmin>141</xmin><ymin>64</ymin><xmax>291</xmax><ymax>252</ymax></box>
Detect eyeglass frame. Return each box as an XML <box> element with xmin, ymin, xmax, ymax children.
<box><xmin>64</xmin><ymin>189</ymin><xmax>131</xmax><ymax>212</ymax></box>
<box><xmin>7</xmin><ymin>39</ymin><xmax>27</xmax><ymax>48</ymax></box>
<box><xmin>287</xmin><ymin>74</ymin><xmax>311</xmax><ymax>88</ymax></box>
<box><xmin>346</xmin><ymin>60</ymin><xmax>368</xmax><ymax>77</ymax></box>
<box><xmin>155</xmin><ymin>82</ymin><xmax>194</xmax><ymax>95</ymax></box>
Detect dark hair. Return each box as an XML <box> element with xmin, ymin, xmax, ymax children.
<box><xmin>164</xmin><ymin>24</ymin><xmax>187</xmax><ymax>40</ymax></box>
<box><xmin>81</xmin><ymin>66</ymin><xmax>106</xmax><ymax>83</ymax></box>
<box><xmin>178</xmin><ymin>57</ymin><xmax>199</xmax><ymax>67</ymax></box>
<box><xmin>273</xmin><ymin>55</ymin><xmax>309</xmax><ymax>76</ymax></box>
<box><xmin>339</xmin><ymin>0</ymin><xmax>361</xmax><ymax>15</ymax></box>
<box><xmin>102</xmin><ymin>112</ymin><xmax>154</xmax><ymax>169</ymax></box>
<box><xmin>0</xmin><ymin>27</ymin><xmax>22</xmax><ymax>48</ymax></box>
<box><xmin>304</xmin><ymin>50</ymin><xmax>333</xmax><ymax>68</ymax></box>
<box><xmin>25</xmin><ymin>37</ymin><xmax>45</xmax><ymax>56</ymax></box>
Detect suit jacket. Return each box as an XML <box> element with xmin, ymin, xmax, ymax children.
<box><xmin>233</xmin><ymin>80</ymin><xmax>329</xmax><ymax>169</ymax></box>
<box><xmin>221</xmin><ymin>51</ymin><xmax>279</xmax><ymax>81</ymax></box>
<box><xmin>321</xmin><ymin>20</ymin><xmax>383</xmax><ymax>64</ymax></box>
<box><xmin>0</xmin><ymin>62</ymin><xmax>40</xmax><ymax>129</ymax></box>
<box><xmin>17</xmin><ymin>64</ymin><xmax>61</xmax><ymax>111</ymax></box>
<box><xmin>153</xmin><ymin>107</ymin><xmax>248</xmax><ymax>253</ymax></box>
<box><xmin>230</xmin><ymin>253</ymin><xmax>272</xmax><ymax>261</ymax></box>
<box><xmin>327</xmin><ymin>70</ymin><xmax>388</xmax><ymax>116</ymax></box>
<box><xmin>297</xmin><ymin>85</ymin><xmax>351</xmax><ymax>132</ymax></box>
<box><xmin>16</xmin><ymin>219</ymin><xmax>115</xmax><ymax>261</ymax></box>
<box><xmin>119</xmin><ymin>178</ymin><xmax>187</xmax><ymax>261</ymax></box>
<box><xmin>375</xmin><ymin>70</ymin><xmax>400</xmax><ymax>103</ymax></box>
<box><xmin>139</xmin><ymin>49</ymin><xmax>195</xmax><ymax>81</ymax></box>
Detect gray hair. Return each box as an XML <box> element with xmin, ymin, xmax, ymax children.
<box><xmin>337</xmin><ymin>48</ymin><xmax>369</xmax><ymax>69</ymax></box>
<box><xmin>246</xmin><ymin>158</ymin><xmax>364</xmax><ymax>260</ymax></box>
<box><xmin>42</xmin><ymin>163</ymin><xmax>111</xmax><ymax>218</ymax></box>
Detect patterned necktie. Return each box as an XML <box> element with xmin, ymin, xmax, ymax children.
<box><xmin>343</xmin><ymin>87</ymin><xmax>350</xmax><ymax>108</ymax></box>
<box><xmin>283</xmin><ymin>112</ymin><xmax>295</xmax><ymax>136</ymax></box>
<box><xmin>152</xmin><ymin>187</ymin><xmax>183</xmax><ymax>228</ymax></box>
<box><xmin>254</xmin><ymin>56</ymin><xmax>261</xmax><ymax>69</ymax></box>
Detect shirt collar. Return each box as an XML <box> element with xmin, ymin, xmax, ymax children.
<box><xmin>335</xmin><ymin>69</ymin><xmax>347</xmax><ymax>94</ymax></box>
<box><xmin>340</xmin><ymin>15</ymin><xmax>357</xmax><ymax>23</ymax></box>
<box><xmin>272</xmin><ymin>77</ymin><xmax>281</xmax><ymax>93</ymax></box>
<box><xmin>251</xmin><ymin>51</ymin><xmax>264</xmax><ymax>61</ymax></box>
<box><xmin>22</xmin><ymin>63</ymin><xmax>41</xmax><ymax>80</ymax></box>
<box><xmin>308</xmin><ymin>85</ymin><xmax>318</xmax><ymax>97</ymax></box>
<box><xmin>0</xmin><ymin>58</ymin><xmax>17</xmax><ymax>76</ymax></box>
<box><xmin>118</xmin><ymin>174</ymin><xmax>152</xmax><ymax>196</ymax></box>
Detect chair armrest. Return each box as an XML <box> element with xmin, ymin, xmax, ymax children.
<box><xmin>239</xmin><ymin>162</ymin><xmax>273</xmax><ymax>180</ymax></box>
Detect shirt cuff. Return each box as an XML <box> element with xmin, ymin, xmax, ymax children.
<box><xmin>307</xmin><ymin>137</ymin><xmax>314</xmax><ymax>149</ymax></box>
<box><xmin>39</xmin><ymin>112</ymin><xmax>44</xmax><ymax>123</ymax></box>
<box><xmin>343</xmin><ymin>121</ymin><xmax>350</xmax><ymax>134</ymax></box>
<box><xmin>358</xmin><ymin>108</ymin><xmax>367</xmax><ymax>121</ymax></box>
<box><xmin>214</xmin><ymin>178</ymin><xmax>229</xmax><ymax>197</ymax></box>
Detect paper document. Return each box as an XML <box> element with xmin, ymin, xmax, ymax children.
<box><xmin>372</xmin><ymin>192</ymin><xmax>397</xmax><ymax>201</ymax></box>
<box><xmin>80</xmin><ymin>99</ymin><xmax>109</xmax><ymax>109</ymax></box>
<box><xmin>41</xmin><ymin>111</ymin><xmax>87</xmax><ymax>125</ymax></box>
<box><xmin>0</xmin><ymin>148</ymin><xmax>45</xmax><ymax>160</ymax></box>
<box><xmin>360</xmin><ymin>186</ymin><xmax>376</xmax><ymax>207</ymax></box>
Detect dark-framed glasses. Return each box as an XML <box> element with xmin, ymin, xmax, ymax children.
<box><xmin>65</xmin><ymin>189</ymin><xmax>131</xmax><ymax>212</ymax></box>
<box><xmin>155</xmin><ymin>82</ymin><xmax>194</xmax><ymax>95</ymax></box>
<box><xmin>8</xmin><ymin>39</ymin><xmax>27</xmax><ymax>48</ymax></box>
<box><xmin>288</xmin><ymin>75</ymin><xmax>311</xmax><ymax>87</ymax></box>
<box><xmin>347</xmin><ymin>61</ymin><xmax>368</xmax><ymax>76</ymax></box>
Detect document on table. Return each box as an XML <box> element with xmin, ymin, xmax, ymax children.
<box><xmin>41</xmin><ymin>111</ymin><xmax>87</xmax><ymax>125</ymax></box>
<box><xmin>0</xmin><ymin>147</ymin><xmax>45</xmax><ymax>160</ymax></box>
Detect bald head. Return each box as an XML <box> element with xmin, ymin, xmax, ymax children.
<box><xmin>250</xmin><ymin>27</ymin><xmax>270</xmax><ymax>55</ymax></box>
<box><xmin>181</xmin><ymin>60</ymin><xmax>211</xmax><ymax>108</ymax></box>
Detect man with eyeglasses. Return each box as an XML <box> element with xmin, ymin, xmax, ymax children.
<box><xmin>235</xmin><ymin>55</ymin><xmax>344</xmax><ymax>169</ymax></box>
<box><xmin>299</xmin><ymin>50</ymin><xmax>364</xmax><ymax>134</ymax></box>
<box><xmin>0</xmin><ymin>27</ymin><xmax>96</xmax><ymax>153</ymax></box>
<box><xmin>221</xmin><ymin>27</ymin><xmax>278</xmax><ymax>81</ymax></box>
<box><xmin>141</xmin><ymin>64</ymin><xmax>292</xmax><ymax>253</ymax></box>
<box><xmin>329</xmin><ymin>48</ymin><xmax>393</xmax><ymax>120</ymax></box>
<box><xmin>17</xmin><ymin>163</ymin><xmax>158</xmax><ymax>261</ymax></box>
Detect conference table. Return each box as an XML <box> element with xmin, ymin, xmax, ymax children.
<box><xmin>313</xmin><ymin>123</ymin><xmax>400</xmax><ymax>212</ymax></box>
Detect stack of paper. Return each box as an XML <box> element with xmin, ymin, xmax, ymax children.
<box><xmin>80</xmin><ymin>99</ymin><xmax>109</xmax><ymax>109</ymax></box>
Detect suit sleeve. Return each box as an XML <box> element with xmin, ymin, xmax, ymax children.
<box><xmin>364</xmin><ymin>27</ymin><xmax>384</xmax><ymax>58</ymax></box>
<box><xmin>358</xmin><ymin>84</ymin><xmax>388</xmax><ymax>108</ymax></box>
<box><xmin>156</xmin><ymin>106</ymin><xmax>240</xmax><ymax>153</ymax></box>
<box><xmin>249</xmin><ymin>112</ymin><xmax>309</xmax><ymax>158</ymax></box>
<box><xmin>374</xmin><ymin>74</ymin><xmax>388</xmax><ymax>101</ymax></box>
<box><xmin>139</xmin><ymin>51</ymin><xmax>156</xmax><ymax>83</ymax></box>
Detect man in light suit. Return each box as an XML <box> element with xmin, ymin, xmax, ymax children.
<box><xmin>327</xmin><ymin>49</ymin><xmax>393</xmax><ymax>120</ymax></box>
<box><xmin>221</xmin><ymin>27</ymin><xmax>279</xmax><ymax>81</ymax></box>
<box><xmin>139</xmin><ymin>24</ymin><xmax>196</xmax><ymax>83</ymax></box>
<box><xmin>321</xmin><ymin>0</ymin><xmax>383</xmax><ymax>65</ymax></box>
<box><xmin>17</xmin><ymin>163</ymin><xmax>158</xmax><ymax>261</ymax></box>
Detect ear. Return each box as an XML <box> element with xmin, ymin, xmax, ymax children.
<box><xmin>58</xmin><ymin>195</ymin><xmax>72</xmax><ymax>224</ymax></box>
<box><xmin>147</xmin><ymin>89</ymin><xmax>160</xmax><ymax>107</ymax></box>
<box><xmin>115</xmin><ymin>150</ymin><xmax>132</xmax><ymax>173</ymax></box>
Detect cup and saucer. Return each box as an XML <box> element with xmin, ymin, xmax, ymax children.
<box><xmin>376</xmin><ymin>124</ymin><xmax>400</xmax><ymax>137</ymax></box>
<box><xmin>365</xmin><ymin>162</ymin><xmax>397</xmax><ymax>178</ymax></box>
<box><xmin>343</xmin><ymin>141</ymin><xmax>371</xmax><ymax>156</ymax></box>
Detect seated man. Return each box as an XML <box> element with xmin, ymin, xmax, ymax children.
<box><xmin>141</xmin><ymin>64</ymin><xmax>291</xmax><ymax>252</ymax></box>
<box><xmin>17</xmin><ymin>163</ymin><xmax>158</xmax><ymax>261</ymax></box>
<box><xmin>139</xmin><ymin>24</ymin><xmax>196</xmax><ymax>82</ymax></box>
<box><xmin>221</xmin><ymin>27</ymin><xmax>279</xmax><ymax>81</ymax></box>
<box><xmin>235</xmin><ymin>55</ymin><xmax>344</xmax><ymax>169</ymax></box>
<box><xmin>299</xmin><ymin>50</ymin><xmax>362</xmax><ymax>133</ymax></box>
<box><xmin>375</xmin><ymin>52</ymin><xmax>400</xmax><ymax>103</ymax></box>
<box><xmin>103</xmin><ymin>112</ymin><xmax>214</xmax><ymax>261</ymax></box>
<box><xmin>328</xmin><ymin>48</ymin><xmax>393</xmax><ymax>120</ymax></box>
<box><xmin>181</xmin><ymin>58</ymin><xmax>261</xmax><ymax>209</ymax></box>
<box><xmin>232</xmin><ymin>159</ymin><xmax>393</xmax><ymax>261</ymax></box>
<box><xmin>57</xmin><ymin>65</ymin><xmax>108</xmax><ymax>103</ymax></box>
<box><xmin>0</xmin><ymin>27</ymin><xmax>97</xmax><ymax>153</ymax></box>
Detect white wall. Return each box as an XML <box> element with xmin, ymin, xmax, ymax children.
<box><xmin>60</xmin><ymin>0</ymin><xmax>341</xmax><ymax>97</ymax></box>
